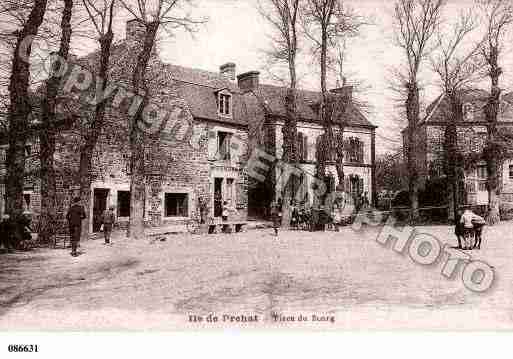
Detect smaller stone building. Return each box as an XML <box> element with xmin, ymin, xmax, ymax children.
<box><xmin>403</xmin><ymin>89</ymin><xmax>513</xmax><ymax>206</ymax></box>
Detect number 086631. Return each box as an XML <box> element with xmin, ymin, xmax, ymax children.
<box><xmin>7</xmin><ymin>344</ymin><xmax>39</xmax><ymax>353</ymax></box>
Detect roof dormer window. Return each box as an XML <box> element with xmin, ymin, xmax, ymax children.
<box><xmin>218</xmin><ymin>91</ymin><xmax>232</xmax><ymax>117</ymax></box>
<box><xmin>463</xmin><ymin>102</ymin><xmax>474</xmax><ymax>121</ymax></box>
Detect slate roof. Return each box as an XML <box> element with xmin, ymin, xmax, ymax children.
<box><xmin>40</xmin><ymin>36</ymin><xmax>376</xmax><ymax>129</ymax></box>
<box><xmin>254</xmin><ymin>84</ymin><xmax>375</xmax><ymax>127</ymax></box>
<box><xmin>163</xmin><ymin>63</ymin><xmax>375</xmax><ymax>128</ymax></box>
<box><xmin>172</xmin><ymin>79</ymin><xmax>247</xmax><ymax>126</ymax></box>
<box><xmin>421</xmin><ymin>88</ymin><xmax>513</xmax><ymax>126</ymax></box>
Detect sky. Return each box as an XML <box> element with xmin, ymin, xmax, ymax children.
<box><xmin>7</xmin><ymin>0</ymin><xmax>512</xmax><ymax>155</ymax></box>
<box><xmin>123</xmin><ymin>0</ymin><xmax>510</xmax><ymax>155</ymax></box>
<box><xmin>144</xmin><ymin>0</ymin><xmax>400</xmax><ymax>153</ymax></box>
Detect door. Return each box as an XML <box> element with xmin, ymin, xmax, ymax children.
<box><xmin>93</xmin><ymin>188</ymin><xmax>109</xmax><ymax>232</ymax></box>
<box><xmin>214</xmin><ymin>178</ymin><xmax>223</xmax><ymax>217</ymax></box>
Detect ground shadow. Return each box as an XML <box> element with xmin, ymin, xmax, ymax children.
<box><xmin>0</xmin><ymin>258</ymin><xmax>140</xmax><ymax>317</ymax></box>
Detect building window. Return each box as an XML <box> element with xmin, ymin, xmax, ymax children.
<box><xmin>345</xmin><ymin>137</ymin><xmax>364</xmax><ymax>163</ymax></box>
<box><xmin>325</xmin><ymin>174</ymin><xmax>336</xmax><ymax>194</ymax></box>
<box><xmin>218</xmin><ymin>93</ymin><xmax>231</xmax><ymax>116</ymax></box>
<box><xmin>297</xmin><ymin>132</ymin><xmax>308</xmax><ymax>162</ymax></box>
<box><xmin>25</xmin><ymin>145</ymin><xmax>31</xmax><ymax>157</ymax></box>
<box><xmin>463</xmin><ymin>103</ymin><xmax>474</xmax><ymax>121</ymax></box>
<box><xmin>509</xmin><ymin>165</ymin><xmax>513</xmax><ymax>179</ymax></box>
<box><xmin>217</xmin><ymin>131</ymin><xmax>231</xmax><ymax>160</ymax></box>
<box><xmin>23</xmin><ymin>193</ymin><xmax>31</xmax><ymax>213</ymax></box>
<box><xmin>226</xmin><ymin>178</ymin><xmax>235</xmax><ymax>202</ymax></box>
<box><xmin>316</xmin><ymin>134</ymin><xmax>335</xmax><ymax>162</ymax></box>
<box><xmin>165</xmin><ymin>193</ymin><xmax>188</xmax><ymax>217</ymax></box>
<box><xmin>117</xmin><ymin>191</ymin><xmax>130</xmax><ymax>217</ymax></box>
<box><xmin>123</xmin><ymin>153</ymin><xmax>131</xmax><ymax>175</ymax></box>
<box><xmin>477</xmin><ymin>165</ymin><xmax>487</xmax><ymax>180</ymax></box>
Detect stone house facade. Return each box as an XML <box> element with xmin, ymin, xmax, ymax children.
<box><xmin>0</xmin><ymin>20</ymin><xmax>377</xmax><ymax>233</ymax></box>
<box><xmin>403</xmin><ymin>89</ymin><xmax>513</xmax><ymax>206</ymax></box>
<box><xmin>240</xmin><ymin>74</ymin><xmax>377</xmax><ymax>217</ymax></box>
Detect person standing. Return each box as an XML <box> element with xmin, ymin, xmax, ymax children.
<box><xmin>222</xmin><ymin>201</ymin><xmax>229</xmax><ymax>222</ymax></box>
<box><xmin>454</xmin><ymin>208</ymin><xmax>464</xmax><ymax>249</ymax></box>
<box><xmin>101</xmin><ymin>206</ymin><xmax>116</xmax><ymax>245</ymax></box>
<box><xmin>460</xmin><ymin>206</ymin><xmax>485</xmax><ymax>250</ymax></box>
<box><xmin>66</xmin><ymin>197</ymin><xmax>86</xmax><ymax>257</ymax></box>
<box><xmin>0</xmin><ymin>215</ymin><xmax>14</xmax><ymax>252</ymax></box>
<box><xmin>271</xmin><ymin>200</ymin><xmax>281</xmax><ymax>237</ymax></box>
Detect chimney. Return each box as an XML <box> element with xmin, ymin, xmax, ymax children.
<box><xmin>126</xmin><ymin>19</ymin><xmax>146</xmax><ymax>44</ymax></box>
<box><xmin>330</xmin><ymin>85</ymin><xmax>353</xmax><ymax>102</ymax></box>
<box><xmin>237</xmin><ymin>71</ymin><xmax>260</xmax><ymax>93</ymax></box>
<box><xmin>220</xmin><ymin>62</ymin><xmax>236</xmax><ymax>81</ymax></box>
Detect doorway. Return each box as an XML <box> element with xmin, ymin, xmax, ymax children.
<box><xmin>214</xmin><ymin>178</ymin><xmax>223</xmax><ymax>217</ymax></box>
<box><xmin>93</xmin><ymin>188</ymin><xmax>109</xmax><ymax>232</ymax></box>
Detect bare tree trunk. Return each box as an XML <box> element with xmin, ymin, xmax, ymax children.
<box><xmin>485</xmin><ymin>46</ymin><xmax>502</xmax><ymax>225</ymax></box>
<box><xmin>6</xmin><ymin>0</ymin><xmax>48</xmax><ymax>224</ymax></box>
<box><xmin>39</xmin><ymin>0</ymin><xmax>73</xmax><ymax>244</ymax></box>
<box><xmin>405</xmin><ymin>82</ymin><xmax>420</xmax><ymax>223</ymax></box>
<box><xmin>281</xmin><ymin>87</ymin><xmax>297</xmax><ymax>229</ymax></box>
<box><xmin>79</xmin><ymin>4</ymin><xmax>115</xmax><ymax>240</ymax></box>
<box><xmin>79</xmin><ymin>145</ymin><xmax>94</xmax><ymax>238</ymax></box>
<box><xmin>127</xmin><ymin>21</ymin><xmax>159</xmax><ymax>239</ymax></box>
<box><xmin>335</xmin><ymin>128</ymin><xmax>345</xmax><ymax>193</ymax></box>
<box><xmin>444</xmin><ymin>111</ymin><xmax>458</xmax><ymax>221</ymax></box>
<box><xmin>315</xmin><ymin>29</ymin><xmax>329</xmax><ymax>208</ymax></box>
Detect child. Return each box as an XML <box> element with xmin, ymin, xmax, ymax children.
<box><xmin>333</xmin><ymin>206</ymin><xmax>342</xmax><ymax>232</ymax></box>
<box><xmin>222</xmin><ymin>201</ymin><xmax>229</xmax><ymax>221</ymax></box>
<box><xmin>472</xmin><ymin>212</ymin><xmax>486</xmax><ymax>250</ymax></box>
<box><xmin>222</xmin><ymin>199</ymin><xmax>238</xmax><ymax>222</ymax></box>
<box><xmin>271</xmin><ymin>201</ymin><xmax>281</xmax><ymax>237</ymax></box>
<box><xmin>460</xmin><ymin>206</ymin><xmax>485</xmax><ymax>250</ymax></box>
<box><xmin>290</xmin><ymin>202</ymin><xmax>299</xmax><ymax>230</ymax></box>
<box><xmin>454</xmin><ymin>208</ymin><xmax>464</xmax><ymax>249</ymax></box>
<box><xmin>299</xmin><ymin>206</ymin><xmax>307</xmax><ymax>230</ymax></box>
<box><xmin>101</xmin><ymin>206</ymin><xmax>116</xmax><ymax>245</ymax></box>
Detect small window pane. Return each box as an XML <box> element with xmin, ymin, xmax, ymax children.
<box><xmin>225</xmin><ymin>95</ymin><xmax>230</xmax><ymax>115</ymax></box>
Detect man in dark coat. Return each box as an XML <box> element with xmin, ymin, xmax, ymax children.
<box><xmin>0</xmin><ymin>215</ymin><xmax>14</xmax><ymax>252</ymax></box>
<box><xmin>66</xmin><ymin>197</ymin><xmax>86</xmax><ymax>257</ymax></box>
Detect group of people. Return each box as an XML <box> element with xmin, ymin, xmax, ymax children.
<box><xmin>269</xmin><ymin>198</ymin><xmax>488</xmax><ymax>249</ymax></box>
<box><xmin>455</xmin><ymin>206</ymin><xmax>486</xmax><ymax>250</ymax></box>
<box><xmin>66</xmin><ymin>197</ymin><xmax>116</xmax><ymax>257</ymax></box>
<box><xmin>221</xmin><ymin>199</ymin><xmax>238</xmax><ymax>222</ymax></box>
<box><xmin>270</xmin><ymin>198</ymin><xmax>356</xmax><ymax>236</ymax></box>
<box><xmin>0</xmin><ymin>213</ymin><xmax>33</xmax><ymax>252</ymax></box>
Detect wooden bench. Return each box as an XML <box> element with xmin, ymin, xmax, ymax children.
<box><xmin>208</xmin><ymin>221</ymin><xmax>247</xmax><ymax>234</ymax></box>
<box><xmin>54</xmin><ymin>234</ymin><xmax>70</xmax><ymax>249</ymax></box>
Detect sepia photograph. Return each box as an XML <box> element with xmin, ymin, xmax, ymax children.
<box><xmin>1</xmin><ymin>0</ymin><xmax>513</xmax><ymax>350</ymax></box>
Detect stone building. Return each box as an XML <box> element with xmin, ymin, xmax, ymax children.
<box><xmin>240</xmin><ymin>76</ymin><xmax>377</xmax><ymax>217</ymax></box>
<box><xmin>403</xmin><ymin>89</ymin><xmax>513</xmax><ymax>206</ymax></box>
<box><xmin>0</xmin><ymin>20</ymin><xmax>377</xmax><ymax>233</ymax></box>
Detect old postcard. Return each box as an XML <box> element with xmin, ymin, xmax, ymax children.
<box><xmin>0</xmin><ymin>0</ymin><xmax>512</xmax><ymax>340</ymax></box>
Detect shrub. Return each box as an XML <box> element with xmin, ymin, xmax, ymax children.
<box><xmin>500</xmin><ymin>202</ymin><xmax>513</xmax><ymax>221</ymax></box>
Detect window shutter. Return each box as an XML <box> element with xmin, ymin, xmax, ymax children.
<box><xmin>225</xmin><ymin>133</ymin><xmax>232</xmax><ymax>160</ymax></box>
<box><xmin>297</xmin><ymin>132</ymin><xmax>303</xmax><ymax>161</ymax></box>
<box><xmin>358</xmin><ymin>140</ymin><xmax>364</xmax><ymax>163</ymax></box>
<box><xmin>225</xmin><ymin>95</ymin><xmax>231</xmax><ymax>115</ymax></box>
<box><xmin>301</xmin><ymin>135</ymin><xmax>308</xmax><ymax>161</ymax></box>
<box><xmin>344</xmin><ymin>176</ymin><xmax>351</xmax><ymax>194</ymax></box>
<box><xmin>315</xmin><ymin>136</ymin><xmax>322</xmax><ymax>161</ymax></box>
<box><xmin>208</xmin><ymin>129</ymin><xmax>217</xmax><ymax>160</ymax></box>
